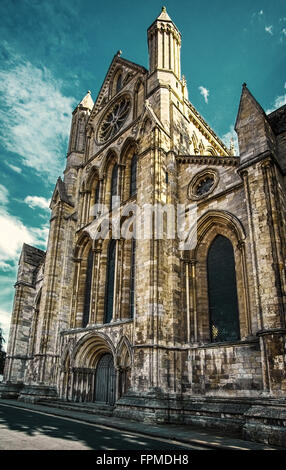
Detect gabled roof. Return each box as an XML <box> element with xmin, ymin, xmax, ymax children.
<box><xmin>235</xmin><ymin>83</ymin><xmax>267</xmax><ymax>131</ymax></box>
<box><xmin>88</xmin><ymin>53</ymin><xmax>147</xmax><ymax>122</ymax></box>
<box><xmin>22</xmin><ymin>243</ymin><xmax>46</xmax><ymax>267</ymax></box>
<box><xmin>50</xmin><ymin>177</ymin><xmax>73</xmax><ymax>208</ymax></box>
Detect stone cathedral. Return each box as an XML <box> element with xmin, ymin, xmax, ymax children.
<box><xmin>1</xmin><ymin>8</ymin><xmax>286</xmax><ymax>446</ymax></box>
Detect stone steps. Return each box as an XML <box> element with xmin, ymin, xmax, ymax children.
<box><xmin>38</xmin><ymin>400</ymin><xmax>114</xmax><ymax>417</ymax></box>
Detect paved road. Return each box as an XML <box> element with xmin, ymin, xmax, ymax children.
<box><xmin>0</xmin><ymin>402</ymin><xmax>207</xmax><ymax>451</ymax></box>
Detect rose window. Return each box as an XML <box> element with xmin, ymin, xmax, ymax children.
<box><xmin>98</xmin><ymin>96</ymin><xmax>131</xmax><ymax>143</ymax></box>
<box><xmin>195</xmin><ymin>176</ymin><xmax>215</xmax><ymax>196</ymax></box>
<box><xmin>188</xmin><ymin>169</ymin><xmax>219</xmax><ymax>200</ymax></box>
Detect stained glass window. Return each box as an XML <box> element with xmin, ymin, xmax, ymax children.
<box><xmin>130</xmin><ymin>154</ymin><xmax>137</xmax><ymax>197</ymax></box>
<box><xmin>196</xmin><ymin>176</ymin><xmax>214</xmax><ymax>196</ymax></box>
<box><xmin>98</xmin><ymin>97</ymin><xmax>130</xmax><ymax>143</ymax></box>
<box><xmin>94</xmin><ymin>182</ymin><xmax>100</xmax><ymax>219</ymax></box>
<box><xmin>207</xmin><ymin>235</ymin><xmax>240</xmax><ymax>342</ymax></box>
<box><xmin>110</xmin><ymin>164</ymin><xmax>118</xmax><ymax>210</ymax></box>
<box><xmin>83</xmin><ymin>249</ymin><xmax>93</xmax><ymax>328</ymax></box>
<box><xmin>104</xmin><ymin>239</ymin><xmax>116</xmax><ymax>324</ymax></box>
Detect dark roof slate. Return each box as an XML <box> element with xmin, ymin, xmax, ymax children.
<box><xmin>22</xmin><ymin>244</ymin><xmax>46</xmax><ymax>267</ymax></box>
<box><xmin>51</xmin><ymin>177</ymin><xmax>73</xmax><ymax>207</ymax></box>
<box><xmin>267</xmin><ymin>104</ymin><xmax>286</xmax><ymax>135</ymax></box>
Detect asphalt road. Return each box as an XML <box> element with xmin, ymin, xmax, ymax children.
<box><xmin>0</xmin><ymin>402</ymin><xmax>207</xmax><ymax>451</ymax></box>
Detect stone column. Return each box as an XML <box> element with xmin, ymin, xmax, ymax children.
<box><xmin>190</xmin><ymin>259</ymin><xmax>198</xmax><ymax>343</ymax></box>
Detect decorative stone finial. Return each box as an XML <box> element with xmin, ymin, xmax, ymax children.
<box><xmin>230</xmin><ymin>138</ymin><xmax>235</xmax><ymax>155</ymax></box>
<box><xmin>87</xmin><ymin>90</ymin><xmax>91</xmax><ymax>94</ymax></box>
<box><xmin>162</xmin><ymin>6</ymin><xmax>166</xmax><ymax>12</ymax></box>
<box><xmin>116</xmin><ymin>50</ymin><xmax>122</xmax><ymax>57</ymax></box>
<box><xmin>242</xmin><ymin>82</ymin><xmax>247</xmax><ymax>88</ymax></box>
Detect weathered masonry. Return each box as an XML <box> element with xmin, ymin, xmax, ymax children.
<box><xmin>1</xmin><ymin>7</ymin><xmax>286</xmax><ymax>447</ymax></box>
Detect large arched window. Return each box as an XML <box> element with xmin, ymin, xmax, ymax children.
<box><xmin>130</xmin><ymin>154</ymin><xmax>137</xmax><ymax>197</ymax></box>
<box><xmin>104</xmin><ymin>239</ymin><xmax>116</xmax><ymax>323</ymax></box>
<box><xmin>130</xmin><ymin>239</ymin><xmax>136</xmax><ymax>318</ymax></box>
<box><xmin>83</xmin><ymin>249</ymin><xmax>93</xmax><ymax>328</ymax></box>
<box><xmin>93</xmin><ymin>182</ymin><xmax>100</xmax><ymax>219</ymax></box>
<box><xmin>110</xmin><ymin>164</ymin><xmax>118</xmax><ymax>210</ymax></box>
<box><xmin>207</xmin><ymin>235</ymin><xmax>240</xmax><ymax>342</ymax></box>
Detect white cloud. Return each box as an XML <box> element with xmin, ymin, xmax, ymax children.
<box><xmin>265</xmin><ymin>25</ymin><xmax>273</xmax><ymax>35</ymax></box>
<box><xmin>0</xmin><ymin>206</ymin><xmax>49</xmax><ymax>345</ymax></box>
<box><xmin>221</xmin><ymin>125</ymin><xmax>239</xmax><ymax>155</ymax></box>
<box><xmin>0</xmin><ymin>48</ymin><xmax>76</xmax><ymax>183</ymax></box>
<box><xmin>266</xmin><ymin>89</ymin><xmax>286</xmax><ymax>114</ymax></box>
<box><xmin>0</xmin><ymin>208</ymin><xmax>35</xmax><ymax>264</ymax></box>
<box><xmin>24</xmin><ymin>195</ymin><xmax>50</xmax><ymax>210</ymax></box>
<box><xmin>0</xmin><ymin>184</ymin><xmax>48</xmax><ymax>270</ymax></box>
<box><xmin>0</xmin><ymin>261</ymin><xmax>14</xmax><ymax>272</ymax></box>
<box><xmin>0</xmin><ymin>184</ymin><xmax>9</xmax><ymax>206</ymax></box>
<box><xmin>258</xmin><ymin>10</ymin><xmax>263</xmax><ymax>15</ymax></box>
<box><xmin>5</xmin><ymin>162</ymin><xmax>22</xmax><ymax>174</ymax></box>
<box><xmin>0</xmin><ymin>185</ymin><xmax>48</xmax><ymax>263</ymax></box>
<box><xmin>282</xmin><ymin>28</ymin><xmax>286</xmax><ymax>36</ymax></box>
<box><xmin>198</xmin><ymin>86</ymin><xmax>209</xmax><ymax>104</ymax></box>
<box><xmin>0</xmin><ymin>308</ymin><xmax>13</xmax><ymax>347</ymax></box>
<box><xmin>0</xmin><ymin>205</ymin><xmax>49</xmax><ymax>275</ymax></box>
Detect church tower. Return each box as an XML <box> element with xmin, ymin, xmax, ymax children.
<box><xmin>148</xmin><ymin>6</ymin><xmax>181</xmax><ymax>81</ymax></box>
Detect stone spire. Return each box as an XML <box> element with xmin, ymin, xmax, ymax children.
<box><xmin>79</xmin><ymin>90</ymin><xmax>94</xmax><ymax>111</ymax></box>
<box><xmin>147</xmin><ymin>6</ymin><xmax>181</xmax><ymax>78</ymax></box>
<box><xmin>156</xmin><ymin>6</ymin><xmax>172</xmax><ymax>22</ymax></box>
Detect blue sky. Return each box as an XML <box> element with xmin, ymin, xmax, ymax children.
<box><xmin>0</xmin><ymin>0</ymin><xmax>285</xmax><ymax>345</ymax></box>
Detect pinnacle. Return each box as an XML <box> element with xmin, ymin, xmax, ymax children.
<box><xmin>79</xmin><ymin>90</ymin><xmax>94</xmax><ymax>110</ymax></box>
<box><xmin>156</xmin><ymin>5</ymin><xmax>172</xmax><ymax>22</ymax></box>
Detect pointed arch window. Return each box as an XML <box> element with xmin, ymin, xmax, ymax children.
<box><xmin>130</xmin><ymin>239</ymin><xmax>136</xmax><ymax>318</ymax></box>
<box><xmin>207</xmin><ymin>235</ymin><xmax>240</xmax><ymax>342</ymax></box>
<box><xmin>93</xmin><ymin>182</ymin><xmax>100</xmax><ymax>219</ymax></box>
<box><xmin>130</xmin><ymin>154</ymin><xmax>137</xmax><ymax>197</ymax></box>
<box><xmin>104</xmin><ymin>239</ymin><xmax>116</xmax><ymax>324</ymax></box>
<box><xmin>83</xmin><ymin>249</ymin><xmax>93</xmax><ymax>328</ymax></box>
<box><xmin>95</xmin><ymin>182</ymin><xmax>100</xmax><ymax>205</ymax></box>
<box><xmin>110</xmin><ymin>164</ymin><xmax>118</xmax><ymax>210</ymax></box>
<box><xmin>116</xmin><ymin>73</ymin><xmax>122</xmax><ymax>94</ymax></box>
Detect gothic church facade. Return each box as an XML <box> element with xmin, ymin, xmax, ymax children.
<box><xmin>1</xmin><ymin>8</ymin><xmax>286</xmax><ymax>446</ymax></box>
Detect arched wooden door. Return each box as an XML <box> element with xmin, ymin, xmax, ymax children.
<box><xmin>94</xmin><ymin>353</ymin><xmax>116</xmax><ymax>405</ymax></box>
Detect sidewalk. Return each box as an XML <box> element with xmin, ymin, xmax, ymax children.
<box><xmin>0</xmin><ymin>398</ymin><xmax>280</xmax><ymax>450</ymax></box>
